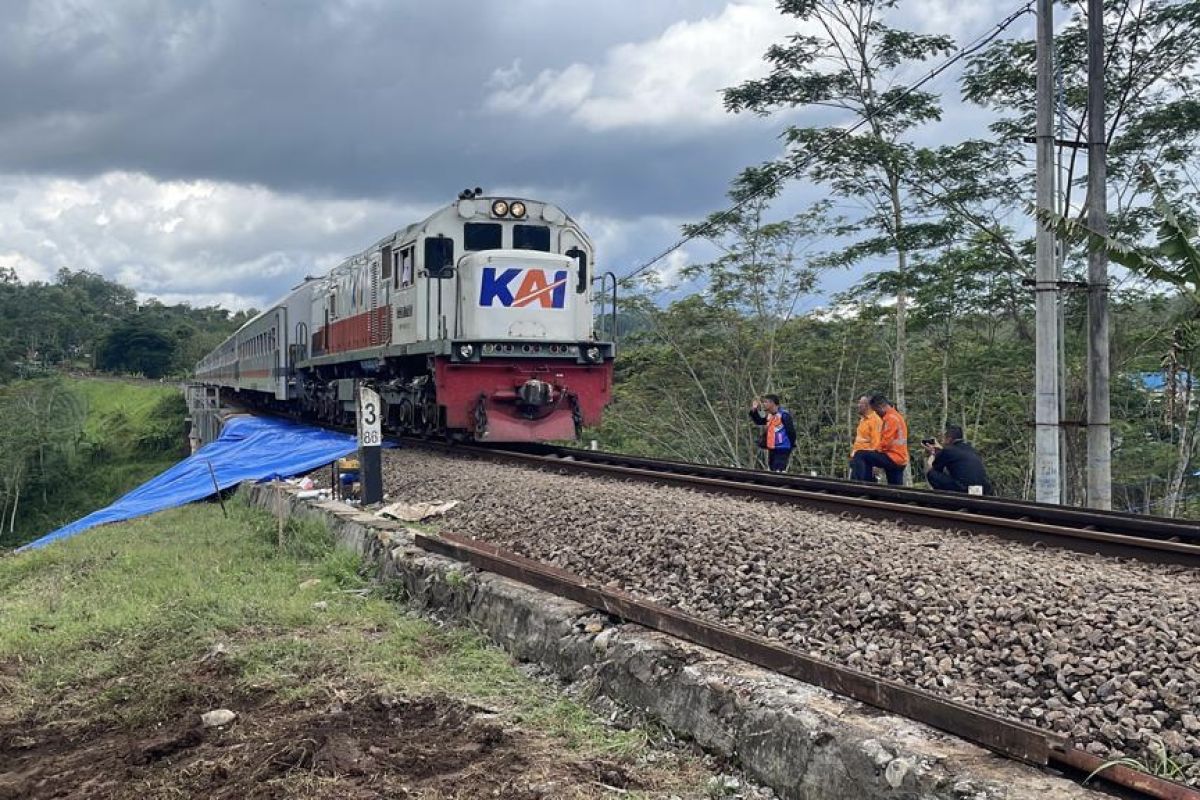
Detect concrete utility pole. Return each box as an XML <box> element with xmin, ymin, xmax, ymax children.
<box><xmin>1034</xmin><ymin>0</ymin><xmax>1062</xmax><ymax>504</ymax></box>
<box><xmin>1086</xmin><ymin>0</ymin><xmax>1113</xmax><ymax>509</ymax></box>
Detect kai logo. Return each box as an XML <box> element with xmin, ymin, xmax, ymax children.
<box><xmin>479</xmin><ymin>267</ymin><xmax>568</xmax><ymax>309</ymax></box>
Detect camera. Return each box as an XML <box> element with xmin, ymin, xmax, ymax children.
<box><xmin>921</xmin><ymin>438</ymin><xmax>936</xmax><ymax>446</ymax></box>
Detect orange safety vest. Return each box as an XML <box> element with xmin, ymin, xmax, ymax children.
<box><xmin>879</xmin><ymin>407</ymin><xmax>909</xmax><ymax>466</ymax></box>
<box><xmin>765</xmin><ymin>412</ymin><xmax>784</xmax><ymax>450</ymax></box>
<box><xmin>851</xmin><ymin>411</ymin><xmax>882</xmax><ymax>457</ymax></box>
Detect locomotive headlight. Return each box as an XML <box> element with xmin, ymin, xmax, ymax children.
<box><xmin>585</xmin><ymin>346</ymin><xmax>602</xmax><ymax>362</ymax></box>
<box><xmin>509</xmin><ymin>201</ymin><xmax>526</xmax><ymax>218</ymax></box>
<box><xmin>458</xmin><ymin>344</ymin><xmax>475</xmax><ymax>359</ymax></box>
<box><xmin>491</xmin><ymin>199</ymin><xmax>509</xmax><ymax>217</ymax></box>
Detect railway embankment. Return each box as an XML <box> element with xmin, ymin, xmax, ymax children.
<box><xmin>250</xmin><ymin>478</ymin><xmax>1104</xmax><ymax>800</ymax></box>
<box><xmin>372</xmin><ymin>447</ymin><xmax>1200</xmax><ymax>782</ymax></box>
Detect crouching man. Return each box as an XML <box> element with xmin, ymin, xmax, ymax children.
<box><xmin>924</xmin><ymin>426</ymin><xmax>994</xmax><ymax>495</ymax></box>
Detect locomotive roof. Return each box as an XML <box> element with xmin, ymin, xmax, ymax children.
<box><xmin>337</xmin><ymin>195</ymin><xmax>591</xmax><ymax>276</ymax></box>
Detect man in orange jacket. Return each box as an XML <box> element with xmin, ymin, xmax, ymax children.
<box><xmin>848</xmin><ymin>395</ymin><xmax>882</xmax><ymax>481</ymax></box>
<box><xmin>749</xmin><ymin>394</ymin><xmax>796</xmax><ymax>473</ymax></box>
<box><xmin>849</xmin><ymin>394</ymin><xmax>908</xmax><ymax>485</ymax></box>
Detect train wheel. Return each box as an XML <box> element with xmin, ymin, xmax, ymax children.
<box><xmin>418</xmin><ymin>395</ymin><xmax>439</xmax><ymax>436</ymax></box>
<box><xmin>394</xmin><ymin>398</ymin><xmax>415</xmax><ymax>434</ymax></box>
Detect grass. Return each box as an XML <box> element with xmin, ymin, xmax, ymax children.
<box><xmin>1086</xmin><ymin>737</ymin><xmax>1187</xmax><ymax>784</ymax></box>
<box><xmin>0</xmin><ymin>496</ymin><xmax>710</xmax><ymax>795</ymax></box>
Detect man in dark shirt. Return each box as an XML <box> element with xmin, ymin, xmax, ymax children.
<box><xmin>923</xmin><ymin>425</ymin><xmax>994</xmax><ymax>495</ymax></box>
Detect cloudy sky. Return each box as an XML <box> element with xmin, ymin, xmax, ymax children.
<box><xmin>0</xmin><ymin>0</ymin><xmax>1021</xmax><ymax>311</ymax></box>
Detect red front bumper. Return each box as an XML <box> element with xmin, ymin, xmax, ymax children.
<box><xmin>434</xmin><ymin>357</ymin><xmax>613</xmax><ymax>442</ymax></box>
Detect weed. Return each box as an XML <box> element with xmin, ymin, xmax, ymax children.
<box><xmin>1086</xmin><ymin>737</ymin><xmax>1186</xmax><ymax>783</ymax></box>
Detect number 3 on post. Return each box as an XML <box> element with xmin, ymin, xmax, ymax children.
<box><xmin>357</xmin><ymin>383</ymin><xmax>384</xmax><ymax>504</ymax></box>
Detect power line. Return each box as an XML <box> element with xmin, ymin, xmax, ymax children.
<box><xmin>617</xmin><ymin>0</ymin><xmax>1037</xmax><ymax>288</ymax></box>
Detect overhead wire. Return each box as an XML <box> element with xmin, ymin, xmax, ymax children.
<box><xmin>616</xmin><ymin>0</ymin><xmax>1037</xmax><ymax>288</ymax></box>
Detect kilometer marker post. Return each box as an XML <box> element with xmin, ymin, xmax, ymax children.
<box><xmin>357</xmin><ymin>382</ymin><xmax>384</xmax><ymax>505</ymax></box>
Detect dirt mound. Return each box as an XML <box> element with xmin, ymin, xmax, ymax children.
<box><xmin>0</xmin><ymin>692</ymin><xmax>637</xmax><ymax>799</ymax></box>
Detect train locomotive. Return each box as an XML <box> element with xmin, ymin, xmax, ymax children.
<box><xmin>194</xmin><ymin>191</ymin><xmax>615</xmax><ymax>442</ymax></box>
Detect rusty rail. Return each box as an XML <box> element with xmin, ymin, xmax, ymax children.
<box><xmin>412</xmin><ymin>530</ymin><xmax>1200</xmax><ymax>800</ymax></box>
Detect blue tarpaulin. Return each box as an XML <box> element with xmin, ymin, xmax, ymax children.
<box><xmin>20</xmin><ymin>415</ymin><xmax>361</xmax><ymax>551</ymax></box>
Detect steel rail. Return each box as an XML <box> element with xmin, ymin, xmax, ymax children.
<box><xmin>519</xmin><ymin>444</ymin><xmax>1200</xmax><ymax>545</ymax></box>
<box><xmin>412</xmin><ymin>530</ymin><xmax>1200</xmax><ymax>800</ymax></box>
<box><xmin>408</xmin><ymin>440</ymin><xmax>1200</xmax><ymax>568</ymax></box>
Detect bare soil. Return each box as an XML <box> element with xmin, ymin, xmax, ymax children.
<box><xmin>0</xmin><ymin>677</ymin><xmax>642</xmax><ymax>800</ymax></box>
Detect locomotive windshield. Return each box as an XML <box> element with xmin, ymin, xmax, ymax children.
<box><xmin>464</xmin><ymin>222</ymin><xmax>502</xmax><ymax>251</ymax></box>
<box><xmin>513</xmin><ymin>224</ymin><xmax>550</xmax><ymax>252</ymax></box>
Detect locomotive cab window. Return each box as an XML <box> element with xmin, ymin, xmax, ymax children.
<box><xmin>399</xmin><ymin>246</ymin><xmax>415</xmax><ymax>287</ymax></box>
<box><xmin>464</xmin><ymin>222</ymin><xmax>502</xmax><ymax>252</ymax></box>
<box><xmin>513</xmin><ymin>224</ymin><xmax>551</xmax><ymax>252</ymax></box>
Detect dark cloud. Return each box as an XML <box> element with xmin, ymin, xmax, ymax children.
<box><xmin>0</xmin><ymin>0</ymin><xmax>776</xmax><ymax>216</ymax></box>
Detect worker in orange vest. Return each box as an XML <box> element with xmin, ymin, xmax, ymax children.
<box><xmin>848</xmin><ymin>394</ymin><xmax>883</xmax><ymax>481</ymax></box>
<box><xmin>850</xmin><ymin>394</ymin><xmax>908</xmax><ymax>485</ymax></box>
<box><xmin>749</xmin><ymin>394</ymin><xmax>796</xmax><ymax>472</ymax></box>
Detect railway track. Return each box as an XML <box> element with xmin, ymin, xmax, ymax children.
<box><xmin>405</xmin><ymin>439</ymin><xmax>1200</xmax><ymax>568</ymax></box>
<box><xmin>370</xmin><ymin>436</ymin><xmax>1200</xmax><ymax>797</ymax></box>
<box><xmin>392</xmin><ymin>440</ymin><xmax>1200</xmax><ymax>798</ymax></box>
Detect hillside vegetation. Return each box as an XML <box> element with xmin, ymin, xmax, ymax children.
<box><xmin>0</xmin><ymin>377</ymin><xmax>186</xmax><ymax>549</ymax></box>
<box><xmin>0</xmin><ymin>267</ymin><xmax>252</xmax><ymax>382</ymax></box>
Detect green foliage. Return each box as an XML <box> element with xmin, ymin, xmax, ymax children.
<box><xmin>607</xmin><ymin>165</ymin><xmax>1198</xmax><ymax>514</ymax></box>
<box><xmin>0</xmin><ymin>268</ymin><xmax>248</xmax><ymax>380</ymax></box>
<box><xmin>599</xmin><ymin>0</ymin><xmax>1194</xmax><ymax>514</ymax></box>
<box><xmin>1042</xmin><ymin>165</ymin><xmax>1200</xmax><ymax>309</ymax></box>
<box><xmin>95</xmin><ymin>318</ymin><xmax>178</xmax><ymax>379</ymax></box>
<box><xmin>724</xmin><ymin>0</ymin><xmax>953</xmax><ymax>244</ymax></box>
<box><xmin>960</xmin><ymin>0</ymin><xmax>1200</xmax><ymax>245</ymax></box>
<box><xmin>0</xmin><ymin>378</ymin><xmax>186</xmax><ymax>549</ymax></box>
<box><xmin>1086</xmin><ymin>737</ymin><xmax>1186</xmax><ymax>784</ymax></box>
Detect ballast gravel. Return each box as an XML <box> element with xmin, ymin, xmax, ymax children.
<box><xmin>380</xmin><ymin>448</ymin><xmax>1200</xmax><ymax>782</ymax></box>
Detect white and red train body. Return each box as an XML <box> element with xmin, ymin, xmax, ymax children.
<box><xmin>195</xmin><ymin>194</ymin><xmax>615</xmax><ymax>442</ymax></box>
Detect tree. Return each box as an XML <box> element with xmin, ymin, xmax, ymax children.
<box><xmin>0</xmin><ymin>378</ymin><xmax>86</xmax><ymax>535</ymax></box>
<box><xmin>724</xmin><ymin>0</ymin><xmax>955</xmax><ymax>424</ymax></box>
<box><xmin>96</xmin><ymin>318</ymin><xmax>179</xmax><ymax>379</ymax></box>
<box><xmin>963</xmin><ymin>0</ymin><xmax>1200</xmax><ymax>231</ymax></box>
<box><xmin>848</xmin><ymin>236</ymin><xmax>992</xmax><ymax>432</ymax></box>
<box><xmin>1044</xmin><ymin>166</ymin><xmax>1200</xmax><ymax>515</ymax></box>
<box><xmin>54</xmin><ymin>269</ymin><xmax>137</xmax><ymax>364</ymax></box>
<box><xmin>605</xmin><ymin>170</ymin><xmax>834</xmax><ymax>468</ymax></box>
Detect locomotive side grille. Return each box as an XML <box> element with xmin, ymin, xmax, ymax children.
<box><xmin>369</xmin><ymin>259</ymin><xmax>380</xmax><ymax>346</ymax></box>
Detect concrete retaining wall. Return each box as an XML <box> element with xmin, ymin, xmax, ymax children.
<box><xmin>247</xmin><ymin>483</ymin><xmax>1100</xmax><ymax>800</ymax></box>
